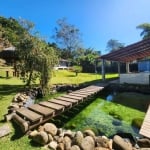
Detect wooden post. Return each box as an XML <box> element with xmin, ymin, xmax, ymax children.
<box><xmin>101</xmin><ymin>59</ymin><xmax>105</xmax><ymax>81</ymax></box>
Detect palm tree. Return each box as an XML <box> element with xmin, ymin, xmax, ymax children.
<box><xmin>137</xmin><ymin>23</ymin><xmax>150</xmax><ymax>39</ymax></box>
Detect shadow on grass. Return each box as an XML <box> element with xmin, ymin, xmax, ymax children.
<box><xmin>11</xmin><ymin>121</ymin><xmax>25</xmax><ymax>140</ymax></box>
<box><xmin>0</xmin><ymin>85</ymin><xmax>25</xmax><ymax>95</ymax></box>
<box><xmin>65</xmin><ymin>75</ymin><xmax>76</xmax><ymax>77</ymax></box>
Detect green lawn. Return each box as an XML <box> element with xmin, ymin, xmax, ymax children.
<box><xmin>0</xmin><ymin>68</ymin><xmax>118</xmax><ymax>150</ymax></box>
<box><xmin>51</xmin><ymin>70</ymin><xmax>118</xmax><ymax>85</ymax></box>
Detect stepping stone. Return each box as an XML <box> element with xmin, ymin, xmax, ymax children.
<box><xmin>0</xmin><ymin>124</ymin><xmax>11</xmax><ymax>138</ymax></box>
<box><xmin>16</xmin><ymin>108</ymin><xmax>42</xmax><ymax>122</ymax></box>
<box><xmin>28</xmin><ymin>104</ymin><xmax>55</xmax><ymax>117</ymax></box>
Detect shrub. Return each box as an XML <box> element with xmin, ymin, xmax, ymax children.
<box><xmin>72</xmin><ymin>65</ymin><xmax>82</xmax><ymax>76</ymax></box>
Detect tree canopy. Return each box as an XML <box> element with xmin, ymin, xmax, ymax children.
<box><xmin>0</xmin><ymin>16</ymin><xmax>58</xmax><ymax>92</ymax></box>
<box><xmin>106</xmin><ymin>39</ymin><xmax>124</xmax><ymax>52</ymax></box>
<box><xmin>53</xmin><ymin>18</ymin><xmax>82</xmax><ymax>59</ymax></box>
<box><xmin>137</xmin><ymin>23</ymin><xmax>150</xmax><ymax>39</ymax></box>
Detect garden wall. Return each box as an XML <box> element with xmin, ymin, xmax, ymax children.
<box><xmin>120</xmin><ymin>72</ymin><xmax>150</xmax><ymax>85</ymax></box>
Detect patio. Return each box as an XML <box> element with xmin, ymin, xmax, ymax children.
<box><xmin>100</xmin><ymin>38</ymin><xmax>150</xmax><ymax>85</ymax></box>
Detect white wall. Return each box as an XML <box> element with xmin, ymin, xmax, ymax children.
<box><xmin>120</xmin><ymin>72</ymin><xmax>150</xmax><ymax>85</ymax></box>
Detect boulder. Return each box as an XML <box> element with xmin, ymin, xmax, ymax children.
<box><xmin>28</xmin><ymin>130</ymin><xmax>38</xmax><ymax>138</ymax></box>
<box><xmin>83</xmin><ymin>129</ymin><xmax>95</xmax><ymax>138</ymax></box>
<box><xmin>71</xmin><ymin>145</ymin><xmax>81</xmax><ymax>150</ymax></box>
<box><xmin>94</xmin><ymin>148</ymin><xmax>109</xmax><ymax>150</ymax></box>
<box><xmin>73</xmin><ymin>131</ymin><xmax>84</xmax><ymax>146</ymax></box>
<box><xmin>57</xmin><ymin>142</ymin><xmax>65</xmax><ymax>150</ymax></box>
<box><xmin>113</xmin><ymin>135</ymin><xmax>132</xmax><ymax>150</ymax></box>
<box><xmin>43</xmin><ymin>123</ymin><xmax>57</xmax><ymax>136</ymax></box>
<box><xmin>32</xmin><ymin>131</ymin><xmax>49</xmax><ymax>145</ymax></box>
<box><xmin>137</xmin><ymin>138</ymin><xmax>150</xmax><ymax>148</ymax></box>
<box><xmin>95</xmin><ymin>136</ymin><xmax>110</xmax><ymax>149</ymax></box>
<box><xmin>48</xmin><ymin>141</ymin><xmax>58</xmax><ymax>150</ymax></box>
<box><xmin>81</xmin><ymin>136</ymin><xmax>95</xmax><ymax>150</ymax></box>
<box><xmin>63</xmin><ymin>136</ymin><xmax>72</xmax><ymax>150</ymax></box>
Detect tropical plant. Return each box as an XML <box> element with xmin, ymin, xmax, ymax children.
<box><xmin>137</xmin><ymin>23</ymin><xmax>150</xmax><ymax>39</ymax></box>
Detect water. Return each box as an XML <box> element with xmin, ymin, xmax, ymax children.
<box><xmin>24</xmin><ymin>97</ymin><xmax>35</xmax><ymax>107</ymax></box>
<box><xmin>64</xmin><ymin>98</ymin><xmax>142</xmax><ymax>137</ymax></box>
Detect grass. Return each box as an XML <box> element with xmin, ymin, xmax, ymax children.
<box><xmin>51</xmin><ymin>70</ymin><xmax>118</xmax><ymax>85</ymax></box>
<box><xmin>64</xmin><ymin>98</ymin><xmax>145</xmax><ymax>137</ymax></box>
<box><xmin>101</xmin><ymin>100</ymin><xmax>145</xmax><ymax>124</ymax></box>
<box><xmin>0</xmin><ymin>68</ymin><xmax>118</xmax><ymax>149</ymax></box>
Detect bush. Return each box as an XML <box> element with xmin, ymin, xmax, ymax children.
<box><xmin>72</xmin><ymin>65</ymin><xmax>82</xmax><ymax>76</ymax></box>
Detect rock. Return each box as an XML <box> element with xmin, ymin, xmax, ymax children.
<box><xmin>0</xmin><ymin>124</ymin><xmax>11</xmax><ymax>138</ymax></box>
<box><xmin>64</xmin><ymin>136</ymin><xmax>72</xmax><ymax>150</ymax></box>
<box><xmin>64</xmin><ymin>129</ymin><xmax>75</xmax><ymax>138</ymax></box>
<box><xmin>54</xmin><ymin>135</ymin><xmax>59</xmax><ymax>141</ymax></box>
<box><xmin>43</xmin><ymin>123</ymin><xmax>57</xmax><ymax>136</ymax></box>
<box><xmin>73</xmin><ymin>131</ymin><xmax>84</xmax><ymax>146</ymax></box>
<box><xmin>95</xmin><ymin>136</ymin><xmax>110</xmax><ymax>149</ymax></box>
<box><xmin>95</xmin><ymin>148</ymin><xmax>109</xmax><ymax>150</ymax></box>
<box><xmin>113</xmin><ymin>135</ymin><xmax>133</xmax><ymax>150</ymax></box>
<box><xmin>48</xmin><ymin>134</ymin><xmax>53</xmax><ymax>142</ymax></box>
<box><xmin>38</xmin><ymin>125</ymin><xmax>44</xmax><ymax>132</ymax></box>
<box><xmin>83</xmin><ymin>129</ymin><xmax>95</xmax><ymax>138</ymax></box>
<box><xmin>137</xmin><ymin>138</ymin><xmax>150</xmax><ymax>148</ymax></box>
<box><xmin>28</xmin><ymin>130</ymin><xmax>38</xmax><ymax>138</ymax></box>
<box><xmin>70</xmin><ymin>145</ymin><xmax>81</xmax><ymax>150</ymax></box>
<box><xmin>32</xmin><ymin>131</ymin><xmax>49</xmax><ymax>145</ymax></box>
<box><xmin>48</xmin><ymin>141</ymin><xmax>58</xmax><ymax>150</ymax></box>
<box><xmin>58</xmin><ymin>128</ymin><xmax>63</xmax><ymax>135</ymax></box>
<box><xmin>57</xmin><ymin>143</ymin><xmax>65</xmax><ymax>150</ymax></box>
<box><xmin>57</xmin><ymin>136</ymin><xmax>64</xmax><ymax>143</ymax></box>
<box><xmin>81</xmin><ymin>136</ymin><xmax>95</xmax><ymax>150</ymax></box>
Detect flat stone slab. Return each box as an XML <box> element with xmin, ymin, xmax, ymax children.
<box><xmin>16</xmin><ymin>108</ymin><xmax>42</xmax><ymax>122</ymax></box>
<box><xmin>48</xmin><ymin>99</ymin><xmax>72</xmax><ymax>107</ymax></box>
<box><xmin>28</xmin><ymin>104</ymin><xmax>55</xmax><ymax>117</ymax></box>
<box><xmin>0</xmin><ymin>124</ymin><xmax>11</xmax><ymax>138</ymax></box>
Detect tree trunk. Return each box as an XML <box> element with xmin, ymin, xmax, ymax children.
<box><xmin>26</xmin><ymin>70</ymin><xmax>33</xmax><ymax>86</ymax></box>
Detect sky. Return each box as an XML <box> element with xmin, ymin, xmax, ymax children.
<box><xmin>0</xmin><ymin>0</ymin><xmax>150</xmax><ymax>54</ymax></box>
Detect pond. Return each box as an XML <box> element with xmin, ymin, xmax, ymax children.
<box><xmin>63</xmin><ymin>96</ymin><xmax>146</xmax><ymax>137</ymax></box>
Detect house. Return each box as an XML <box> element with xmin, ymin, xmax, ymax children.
<box><xmin>54</xmin><ymin>59</ymin><xmax>71</xmax><ymax>70</ymax></box>
<box><xmin>100</xmin><ymin>38</ymin><xmax>150</xmax><ymax>85</ymax></box>
<box><xmin>0</xmin><ymin>46</ymin><xmax>16</xmax><ymax>65</ymax></box>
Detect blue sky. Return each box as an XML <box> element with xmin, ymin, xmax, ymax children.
<box><xmin>0</xmin><ymin>0</ymin><xmax>150</xmax><ymax>54</ymax></box>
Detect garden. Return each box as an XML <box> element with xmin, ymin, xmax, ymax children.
<box><xmin>0</xmin><ymin>68</ymin><xmax>150</xmax><ymax>149</ymax></box>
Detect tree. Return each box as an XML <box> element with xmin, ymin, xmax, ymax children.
<box><xmin>53</xmin><ymin>18</ymin><xmax>82</xmax><ymax>59</ymax></box>
<box><xmin>137</xmin><ymin>23</ymin><xmax>150</xmax><ymax>39</ymax></box>
<box><xmin>16</xmin><ymin>19</ymin><xmax>58</xmax><ymax>91</ymax></box>
<box><xmin>73</xmin><ymin>48</ymin><xmax>100</xmax><ymax>73</ymax></box>
<box><xmin>0</xmin><ymin>16</ymin><xmax>58</xmax><ymax>91</ymax></box>
<box><xmin>106</xmin><ymin>39</ymin><xmax>124</xmax><ymax>52</ymax></box>
<box><xmin>72</xmin><ymin>65</ymin><xmax>82</xmax><ymax>76</ymax></box>
<box><xmin>0</xmin><ymin>16</ymin><xmax>26</xmax><ymax>49</ymax></box>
